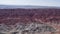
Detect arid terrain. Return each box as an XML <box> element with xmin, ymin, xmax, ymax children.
<box><xmin>0</xmin><ymin>8</ymin><xmax>60</xmax><ymax>34</ymax></box>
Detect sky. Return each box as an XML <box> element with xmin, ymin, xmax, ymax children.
<box><xmin>0</xmin><ymin>0</ymin><xmax>60</xmax><ymax>7</ymax></box>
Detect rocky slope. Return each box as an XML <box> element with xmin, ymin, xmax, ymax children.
<box><xmin>0</xmin><ymin>8</ymin><xmax>60</xmax><ymax>34</ymax></box>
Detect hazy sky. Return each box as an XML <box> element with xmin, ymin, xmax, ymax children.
<box><xmin>0</xmin><ymin>0</ymin><xmax>60</xmax><ymax>6</ymax></box>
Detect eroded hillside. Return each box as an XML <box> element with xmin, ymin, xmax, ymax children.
<box><xmin>0</xmin><ymin>8</ymin><xmax>60</xmax><ymax>34</ymax></box>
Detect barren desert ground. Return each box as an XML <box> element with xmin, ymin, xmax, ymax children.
<box><xmin>0</xmin><ymin>8</ymin><xmax>60</xmax><ymax>34</ymax></box>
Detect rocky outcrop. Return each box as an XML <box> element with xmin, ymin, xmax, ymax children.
<box><xmin>0</xmin><ymin>22</ymin><xmax>56</xmax><ymax>34</ymax></box>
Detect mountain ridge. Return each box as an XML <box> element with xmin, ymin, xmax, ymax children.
<box><xmin>0</xmin><ymin>5</ymin><xmax>60</xmax><ymax>9</ymax></box>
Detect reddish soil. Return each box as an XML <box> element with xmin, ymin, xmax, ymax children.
<box><xmin>0</xmin><ymin>8</ymin><xmax>60</xmax><ymax>25</ymax></box>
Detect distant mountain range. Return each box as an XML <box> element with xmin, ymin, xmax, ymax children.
<box><xmin>0</xmin><ymin>5</ymin><xmax>60</xmax><ymax>9</ymax></box>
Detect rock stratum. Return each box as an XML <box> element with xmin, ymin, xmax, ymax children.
<box><xmin>0</xmin><ymin>8</ymin><xmax>60</xmax><ymax>34</ymax></box>
<box><xmin>0</xmin><ymin>8</ymin><xmax>60</xmax><ymax>24</ymax></box>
